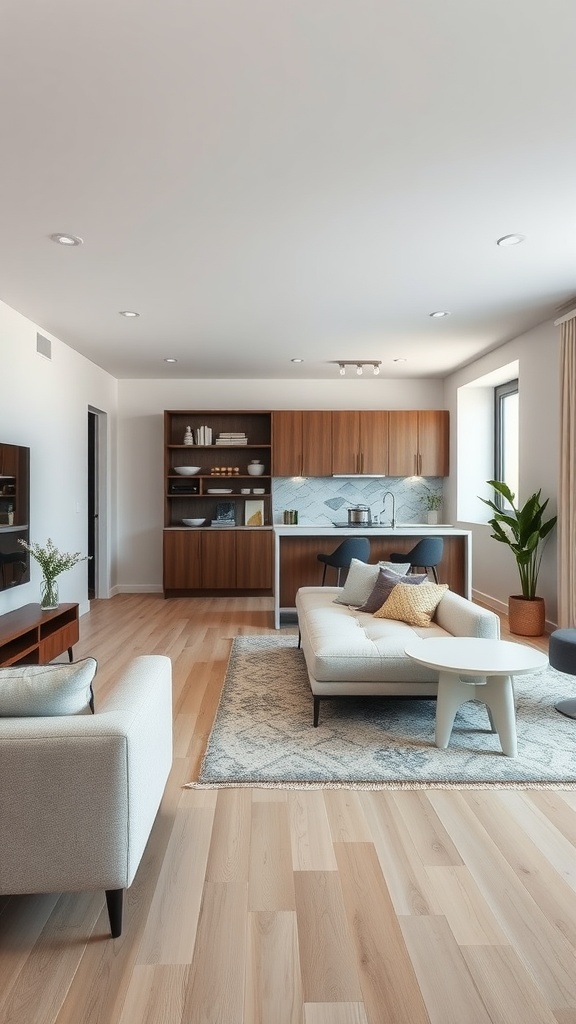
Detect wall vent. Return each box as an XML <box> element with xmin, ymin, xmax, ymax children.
<box><xmin>36</xmin><ymin>333</ymin><xmax>51</xmax><ymax>359</ymax></box>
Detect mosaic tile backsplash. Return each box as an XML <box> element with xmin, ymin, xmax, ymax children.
<box><xmin>272</xmin><ymin>477</ymin><xmax>445</xmax><ymax>526</ymax></box>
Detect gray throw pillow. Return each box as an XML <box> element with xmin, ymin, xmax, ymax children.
<box><xmin>0</xmin><ymin>658</ymin><xmax>98</xmax><ymax>717</ymax></box>
<box><xmin>333</xmin><ymin>558</ymin><xmax>411</xmax><ymax>607</ymax></box>
<box><xmin>357</xmin><ymin>567</ymin><xmax>428</xmax><ymax>613</ymax></box>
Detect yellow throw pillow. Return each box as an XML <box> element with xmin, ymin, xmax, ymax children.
<box><xmin>373</xmin><ymin>582</ymin><xmax>449</xmax><ymax>626</ymax></box>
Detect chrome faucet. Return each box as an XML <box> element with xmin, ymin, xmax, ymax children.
<box><xmin>381</xmin><ymin>490</ymin><xmax>396</xmax><ymax>528</ymax></box>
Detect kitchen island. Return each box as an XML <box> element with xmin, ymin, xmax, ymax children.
<box><xmin>273</xmin><ymin>525</ymin><xmax>471</xmax><ymax>628</ymax></box>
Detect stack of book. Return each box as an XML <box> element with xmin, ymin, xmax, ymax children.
<box><xmin>194</xmin><ymin>425</ymin><xmax>213</xmax><ymax>445</ymax></box>
<box><xmin>215</xmin><ymin>432</ymin><xmax>247</xmax><ymax>445</ymax></box>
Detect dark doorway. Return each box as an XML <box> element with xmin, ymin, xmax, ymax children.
<box><xmin>88</xmin><ymin>410</ymin><xmax>97</xmax><ymax>599</ymax></box>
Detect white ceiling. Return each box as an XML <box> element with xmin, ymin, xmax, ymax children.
<box><xmin>2</xmin><ymin>0</ymin><xmax>576</xmax><ymax>380</ymax></box>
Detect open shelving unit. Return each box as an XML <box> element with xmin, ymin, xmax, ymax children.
<box><xmin>164</xmin><ymin>410</ymin><xmax>272</xmax><ymax>528</ymax></box>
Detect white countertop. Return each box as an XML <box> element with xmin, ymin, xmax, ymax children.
<box><xmin>274</xmin><ymin>524</ymin><xmax>470</xmax><ymax>537</ymax></box>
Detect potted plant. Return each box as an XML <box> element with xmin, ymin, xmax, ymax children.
<box><xmin>479</xmin><ymin>480</ymin><xmax>557</xmax><ymax>636</ymax></box>
<box><xmin>18</xmin><ymin>537</ymin><xmax>90</xmax><ymax>609</ymax></box>
<box><xmin>420</xmin><ymin>487</ymin><xmax>443</xmax><ymax>525</ymax></box>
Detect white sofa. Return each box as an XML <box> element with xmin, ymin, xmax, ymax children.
<box><xmin>296</xmin><ymin>586</ymin><xmax>500</xmax><ymax>725</ymax></box>
<box><xmin>0</xmin><ymin>655</ymin><xmax>173</xmax><ymax>937</ymax></box>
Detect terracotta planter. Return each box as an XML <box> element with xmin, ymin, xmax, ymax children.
<box><xmin>508</xmin><ymin>595</ymin><xmax>545</xmax><ymax>637</ymax></box>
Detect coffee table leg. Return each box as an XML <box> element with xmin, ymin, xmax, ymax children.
<box><xmin>435</xmin><ymin>671</ymin><xmax>471</xmax><ymax>749</ymax></box>
<box><xmin>485</xmin><ymin>707</ymin><xmax>496</xmax><ymax>732</ymax></box>
<box><xmin>483</xmin><ymin>674</ymin><xmax>517</xmax><ymax>757</ymax></box>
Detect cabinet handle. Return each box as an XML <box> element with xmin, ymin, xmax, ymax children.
<box><xmin>418</xmin><ymin>452</ymin><xmax>422</xmax><ymax>475</ymax></box>
<box><xmin>414</xmin><ymin>453</ymin><xmax>417</xmax><ymax>475</ymax></box>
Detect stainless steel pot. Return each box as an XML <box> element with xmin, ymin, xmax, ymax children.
<box><xmin>347</xmin><ymin>504</ymin><xmax>372</xmax><ymax>526</ymax></box>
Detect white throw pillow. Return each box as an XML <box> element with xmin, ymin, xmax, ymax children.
<box><xmin>333</xmin><ymin>558</ymin><xmax>411</xmax><ymax>607</ymax></box>
<box><xmin>0</xmin><ymin>658</ymin><xmax>98</xmax><ymax>717</ymax></box>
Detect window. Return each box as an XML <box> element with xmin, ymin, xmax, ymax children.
<box><xmin>494</xmin><ymin>379</ymin><xmax>519</xmax><ymax>507</ymax></box>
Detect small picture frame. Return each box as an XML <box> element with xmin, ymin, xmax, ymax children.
<box><xmin>244</xmin><ymin>499</ymin><xmax>264</xmax><ymax>526</ymax></box>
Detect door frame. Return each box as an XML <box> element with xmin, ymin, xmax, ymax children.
<box><xmin>88</xmin><ymin>407</ymin><xmax>109</xmax><ymax>600</ymax></box>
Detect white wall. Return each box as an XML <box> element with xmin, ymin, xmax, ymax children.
<box><xmin>3</xmin><ymin>293</ymin><xmax>559</xmax><ymax>619</ymax></box>
<box><xmin>444</xmin><ymin>319</ymin><xmax>560</xmax><ymax>626</ymax></box>
<box><xmin>117</xmin><ymin>378</ymin><xmax>445</xmax><ymax>590</ymax></box>
<box><xmin>0</xmin><ymin>301</ymin><xmax>118</xmax><ymax>616</ymax></box>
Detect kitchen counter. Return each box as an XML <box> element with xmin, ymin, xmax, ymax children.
<box><xmin>273</xmin><ymin>524</ymin><xmax>471</xmax><ymax>628</ymax></box>
<box><xmin>274</xmin><ymin>524</ymin><xmax>460</xmax><ymax>535</ymax></box>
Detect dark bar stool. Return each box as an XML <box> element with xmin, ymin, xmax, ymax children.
<box><xmin>317</xmin><ymin>536</ymin><xmax>371</xmax><ymax>586</ymax></box>
<box><xmin>389</xmin><ymin>537</ymin><xmax>444</xmax><ymax>584</ymax></box>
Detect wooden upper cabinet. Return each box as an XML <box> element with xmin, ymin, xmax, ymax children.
<box><xmin>332</xmin><ymin>411</ymin><xmax>388</xmax><ymax>475</ymax></box>
<box><xmin>273</xmin><ymin>412</ymin><xmax>302</xmax><ymax>476</ymax></box>
<box><xmin>273</xmin><ymin>411</ymin><xmax>332</xmax><ymax>476</ymax></box>
<box><xmin>331</xmin><ymin>411</ymin><xmax>362</xmax><ymax>474</ymax></box>
<box><xmin>418</xmin><ymin>410</ymin><xmax>449</xmax><ymax>476</ymax></box>
<box><xmin>360</xmin><ymin>411</ymin><xmax>389</xmax><ymax>475</ymax></box>
<box><xmin>387</xmin><ymin>411</ymin><xmax>419</xmax><ymax>476</ymax></box>
<box><xmin>388</xmin><ymin>410</ymin><xmax>449</xmax><ymax>476</ymax></box>
<box><xmin>302</xmin><ymin>411</ymin><xmax>333</xmax><ymax>476</ymax></box>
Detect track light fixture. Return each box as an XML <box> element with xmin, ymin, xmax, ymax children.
<box><xmin>336</xmin><ymin>361</ymin><xmax>382</xmax><ymax>377</ymax></box>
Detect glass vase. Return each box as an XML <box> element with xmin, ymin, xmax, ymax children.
<box><xmin>40</xmin><ymin>577</ymin><xmax>59</xmax><ymax>610</ymax></box>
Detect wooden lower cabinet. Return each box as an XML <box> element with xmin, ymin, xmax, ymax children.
<box><xmin>200</xmin><ymin>531</ymin><xmax>236</xmax><ymax>589</ymax></box>
<box><xmin>236</xmin><ymin>530</ymin><xmax>273</xmax><ymax>589</ymax></box>
<box><xmin>163</xmin><ymin>529</ymin><xmax>273</xmax><ymax>595</ymax></box>
<box><xmin>163</xmin><ymin>530</ymin><xmax>201</xmax><ymax>590</ymax></box>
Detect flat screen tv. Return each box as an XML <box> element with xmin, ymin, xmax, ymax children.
<box><xmin>0</xmin><ymin>443</ymin><xmax>30</xmax><ymax>591</ymax></box>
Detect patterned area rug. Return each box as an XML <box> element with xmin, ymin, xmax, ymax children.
<box><xmin>190</xmin><ymin>634</ymin><xmax>576</xmax><ymax>789</ymax></box>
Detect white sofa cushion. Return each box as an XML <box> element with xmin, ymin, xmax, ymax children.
<box><xmin>374</xmin><ymin>581</ymin><xmax>449</xmax><ymax>626</ymax></box>
<box><xmin>333</xmin><ymin>558</ymin><xmax>411</xmax><ymax>607</ymax></box>
<box><xmin>0</xmin><ymin>658</ymin><xmax>97</xmax><ymax>717</ymax></box>
<box><xmin>357</xmin><ymin>565</ymin><xmax>428</xmax><ymax>613</ymax></box>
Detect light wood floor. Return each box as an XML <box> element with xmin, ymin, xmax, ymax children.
<box><xmin>3</xmin><ymin>594</ymin><xmax>575</xmax><ymax>1024</ymax></box>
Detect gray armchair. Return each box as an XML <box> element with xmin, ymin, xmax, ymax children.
<box><xmin>0</xmin><ymin>655</ymin><xmax>173</xmax><ymax>937</ymax></box>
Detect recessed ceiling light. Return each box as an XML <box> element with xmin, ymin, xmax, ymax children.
<box><xmin>291</xmin><ymin>358</ymin><xmax>304</xmax><ymax>363</ymax></box>
<box><xmin>393</xmin><ymin>358</ymin><xmax>407</xmax><ymax>363</ymax></box>
<box><xmin>119</xmin><ymin>310</ymin><xmax>140</xmax><ymax>317</ymax></box>
<box><xmin>496</xmin><ymin>234</ymin><xmax>526</xmax><ymax>247</ymax></box>
<box><xmin>164</xmin><ymin>357</ymin><xmax>178</xmax><ymax>363</ymax></box>
<box><xmin>429</xmin><ymin>310</ymin><xmax>451</xmax><ymax>318</ymax></box>
<box><xmin>49</xmin><ymin>232</ymin><xmax>83</xmax><ymax>246</ymax></box>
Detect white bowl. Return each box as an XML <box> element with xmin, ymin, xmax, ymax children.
<box><xmin>252</xmin><ymin>488</ymin><xmax>265</xmax><ymax>494</ymax></box>
<box><xmin>182</xmin><ymin>518</ymin><xmax>205</xmax><ymax>527</ymax></box>
<box><xmin>174</xmin><ymin>466</ymin><xmax>201</xmax><ymax>476</ymax></box>
<box><xmin>247</xmin><ymin>464</ymin><xmax>265</xmax><ymax>476</ymax></box>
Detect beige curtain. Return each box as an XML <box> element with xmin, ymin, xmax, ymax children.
<box><xmin>558</xmin><ymin>315</ymin><xmax>576</xmax><ymax>627</ymax></box>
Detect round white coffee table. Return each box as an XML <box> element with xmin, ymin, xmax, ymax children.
<box><xmin>404</xmin><ymin>637</ymin><xmax>548</xmax><ymax>757</ymax></box>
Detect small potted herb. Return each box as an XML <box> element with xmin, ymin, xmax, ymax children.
<box><xmin>420</xmin><ymin>488</ymin><xmax>443</xmax><ymax>524</ymax></box>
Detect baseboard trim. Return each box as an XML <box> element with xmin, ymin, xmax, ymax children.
<box><xmin>114</xmin><ymin>584</ymin><xmax>164</xmax><ymax>594</ymax></box>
